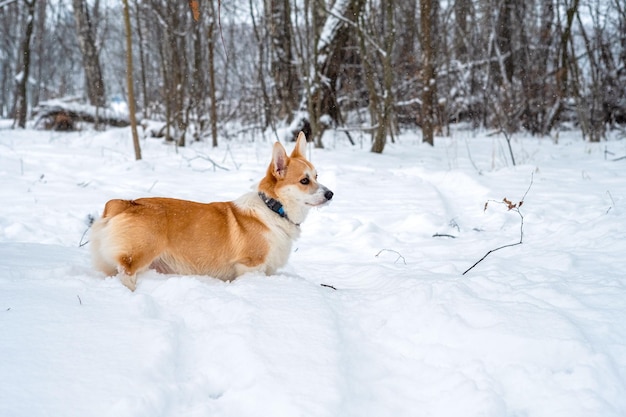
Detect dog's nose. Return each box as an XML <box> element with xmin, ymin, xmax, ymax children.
<box><xmin>324</xmin><ymin>190</ymin><xmax>334</xmax><ymax>200</ymax></box>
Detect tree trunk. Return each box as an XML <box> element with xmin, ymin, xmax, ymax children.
<box><xmin>301</xmin><ymin>0</ymin><xmax>366</xmax><ymax>145</ymax></box>
<box><xmin>191</xmin><ymin>10</ymin><xmax>205</xmax><ymax>141</ymax></box>
<box><xmin>558</xmin><ymin>0</ymin><xmax>579</xmax><ymax>98</ymax></box>
<box><xmin>15</xmin><ymin>0</ymin><xmax>36</xmax><ymax>128</ymax></box>
<box><xmin>249</xmin><ymin>0</ymin><xmax>272</xmax><ymax>130</ymax></box>
<box><xmin>371</xmin><ymin>0</ymin><xmax>395</xmax><ymax>153</ymax></box>
<box><xmin>133</xmin><ymin>0</ymin><xmax>149</xmax><ymax>117</ymax></box>
<box><xmin>207</xmin><ymin>0</ymin><xmax>218</xmax><ymax>147</ymax></box>
<box><xmin>420</xmin><ymin>0</ymin><xmax>436</xmax><ymax>146</ymax></box>
<box><xmin>493</xmin><ymin>0</ymin><xmax>514</xmax><ymax>84</ymax></box>
<box><xmin>267</xmin><ymin>0</ymin><xmax>298</xmax><ymax>121</ymax></box>
<box><xmin>122</xmin><ymin>0</ymin><xmax>141</xmax><ymax>160</ymax></box>
<box><xmin>453</xmin><ymin>0</ymin><xmax>470</xmax><ymax>59</ymax></box>
<box><xmin>33</xmin><ymin>0</ymin><xmax>47</xmax><ymax>108</ymax></box>
<box><xmin>154</xmin><ymin>1</ymin><xmax>189</xmax><ymax>147</ymax></box>
<box><xmin>72</xmin><ymin>0</ymin><xmax>106</xmax><ymax>107</ymax></box>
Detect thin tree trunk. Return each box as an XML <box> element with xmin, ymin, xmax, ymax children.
<box><xmin>558</xmin><ymin>0</ymin><xmax>579</xmax><ymax>98</ymax></box>
<box><xmin>122</xmin><ymin>0</ymin><xmax>141</xmax><ymax>160</ymax></box>
<box><xmin>191</xmin><ymin>11</ymin><xmax>205</xmax><ymax>140</ymax></box>
<box><xmin>207</xmin><ymin>0</ymin><xmax>218</xmax><ymax>147</ymax></box>
<box><xmin>420</xmin><ymin>0</ymin><xmax>435</xmax><ymax>146</ymax></box>
<box><xmin>72</xmin><ymin>0</ymin><xmax>106</xmax><ymax>107</ymax></box>
<box><xmin>34</xmin><ymin>0</ymin><xmax>47</xmax><ymax>107</ymax></box>
<box><xmin>371</xmin><ymin>0</ymin><xmax>395</xmax><ymax>153</ymax></box>
<box><xmin>268</xmin><ymin>0</ymin><xmax>298</xmax><ymax>121</ymax></box>
<box><xmin>133</xmin><ymin>0</ymin><xmax>149</xmax><ymax>117</ymax></box>
<box><xmin>15</xmin><ymin>0</ymin><xmax>36</xmax><ymax>128</ymax></box>
<box><xmin>249</xmin><ymin>0</ymin><xmax>272</xmax><ymax>129</ymax></box>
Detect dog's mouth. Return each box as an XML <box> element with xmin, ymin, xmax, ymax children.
<box><xmin>306</xmin><ymin>199</ymin><xmax>332</xmax><ymax>207</ymax></box>
<box><xmin>305</xmin><ymin>190</ymin><xmax>333</xmax><ymax>207</ymax></box>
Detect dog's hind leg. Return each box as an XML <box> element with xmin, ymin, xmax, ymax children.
<box><xmin>115</xmin><ymin>250</ymin><xmax>158</xmax><ymax>291</ymax></box>
<box><xmin>118</xmin><ymin>271</ymin><xmax>139</xmax><ymax>291</ymax></box>
<box><xmin>100</xmin><ymin>212</ymin><xmax>166</xmax><ymax>291</ymax></box>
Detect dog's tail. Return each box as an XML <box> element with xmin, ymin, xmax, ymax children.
<box><xmin>102</xmin><ymin>199</ymin><xmax>138</xmax><ymax>218</ymax></box>
<box><xmin>80</xmin><ymin>200</ymin><xmax>137</xmax><ymax>247</ymax></box>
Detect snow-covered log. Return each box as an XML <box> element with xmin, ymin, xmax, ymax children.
<box><xmin>33</xmin><ymin>99</ymin><xmax>130</xmax><ymax>130</ymax></box>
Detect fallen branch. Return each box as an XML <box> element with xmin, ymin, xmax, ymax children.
<box><xmin>432</xmin><ymin>233</ymin><xmax>456</xmax><ymax>238</ymax></box>
<box><xmin>462</xmin><ymin>173</ymin><xmax>533</xmax><ymax>275</ymax></box>
<box><xmin>320</xmin><ymin>283</ymin><xmax>337</xmax><ymax>290</ymax></box>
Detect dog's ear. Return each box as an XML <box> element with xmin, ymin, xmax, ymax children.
<box><xmin>272</xmin><ymin>141</ymin><xmax>288</xmax><ymax>179</ymax></box>
<box><xmin>290</xmin><ymin>131</ymin><xmax>307</xmax><ymax>158</ymax></box>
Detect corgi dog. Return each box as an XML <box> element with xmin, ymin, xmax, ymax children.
<box><xmin>90</xmin><ymin>132</ymin><xmax>333</xmax><ymax>291</ymax></box>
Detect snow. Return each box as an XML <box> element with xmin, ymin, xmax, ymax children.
<box><xmin>1</xmin><ymin>122</ymin><xmax>626</xmax><ymax>417</ymax></box>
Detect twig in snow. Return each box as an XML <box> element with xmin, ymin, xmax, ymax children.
<box><xmin>462</xmin><ymin>173</ymin><xmax>533</xmax><ymax>275</ymax></box>
<box><xmin>603</xmin><ymin>146</ymin><xmax>626</xmax><ymax>161</ymax></box>
<box><xmin>77</xmin><ymin>295</ymin><xmax>82</xmax><ymax>305</ymax></box>
<box><xmin>320</xmin><ymin>283</ymin><xmax>337</xmax><ymax>290</ymax></box>
<box><xmin>432</xmin><ymin>233</ymin><xmax>456</xmax><ymax>238</ymax></box>
<box><xmin>148</xmin><ymin>180</ymin><xmax>159</xmax><ymax>192</ymax></box>
<box><xmin>606</xmin><ymin>190</ymin><xmax>615</xmax><ymax>214</ymax></box>
<box><xmin>79</xmin><ymin>214</ymin><xmax>95</xmax><ymax>247</ymax></box>
<box><xmin>223</xmin><ymin>145</ymin><xmax>241</xmax><ymax>170</ymax></box>
<box><xmin>502</xmin><ymin>130</ymin><xmax>516</xmax><ymax>166</ymax></box>
<box><xmin>185</xmin><ymin>153</ymin><xmax>230</xmax><ymax>172</ymax></box>
<box><xmin>375</xmin><ymin>249</ymin><xmax>407</xmax><ymax>265</ymax></box>
<box><xmin>464</xmin><ymin>137</ymin><xmax>482</xmax><ymax>174</ymax></box>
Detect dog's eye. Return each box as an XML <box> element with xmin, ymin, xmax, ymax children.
<box><xmin>300</xmin><ymin>177</ymin><xmax>310</xmax><ymax>185</ymax></box>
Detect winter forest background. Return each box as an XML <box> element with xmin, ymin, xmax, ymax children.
<box><xmin>1</xmin><ymin>0</ymin><xmax>625</xmax><ymax>152</ymax></box>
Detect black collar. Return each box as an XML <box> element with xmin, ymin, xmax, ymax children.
<box><xmin>258</xmin><ymin>192</ymin><xmax>299</xmax><ymax>226</ymax></box>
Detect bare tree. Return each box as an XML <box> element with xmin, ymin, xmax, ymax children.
<box><xmin>0</xmin><ymin>1</ymin><xmax>20</xmax><ymax>116</ymax></box>
<box><xmin>150</xmin><ymin>0</ymin><xmax>192</xmax><ymax>146</ymax></box>
<box><xmin>1</xmin><ymin>0</ymin><xmax>625</xmax><ymax>144</ymax></box>
<box><xmin>14</xmin><ymin>0</ymin><xmax>35</xmax><ymax>128</ymax></box>
<box><xmin>122</xmin><ymin>0</ymin><xmax>141</xmax><ymax>160</ymax></box>
<box><xmin>72</xmin><ymin>0</ymin><xmax>106</xmax><ymax>107</ymax></box>
<box><xmin>206</xmin><ymin>0</ymin><xmax>218</xmax><ymax>147</ymax></box>
<box><xmin>267</xmin><ymin>0</ymin><xmax>299</xmax><ymax>122</ymax></box>
<box><xmin>248</xmin><ymin>0</ymin><xmax>272</xmax><ymax>130</ymax></box>
<box><xmin>420</xmin><ymin>0</ymin><xmax>437</xmax><ymax>145</ymax></box>
<box><xmin>362</xmin><ymin>0</ymin><xmax>395</xmax><ymax>153</ymax></box>
<box><xmin>133</xmin><ymin>0</ymin><xmax>149</xmax><ymax>116</ymax></box>
<box><xmin>301</xmin><ymin>0</ymin><xmax>366</xmax><ymax>145</ymax></box>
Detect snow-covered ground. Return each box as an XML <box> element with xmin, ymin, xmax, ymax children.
<box><xmin>1</xmin><ymin>122</ymin><xmax>625</xmax><ymax>417</ymax></box>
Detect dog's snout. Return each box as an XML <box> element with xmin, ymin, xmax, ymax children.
<box><xmin>324</xmin><ymin>190</ymin><xmax>334</xmax><ymax>201</ymax></box>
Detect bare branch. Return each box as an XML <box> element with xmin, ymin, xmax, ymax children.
<box><xmin>0</xmin><ymin>0</ymin><xmax>18</xmax><ymax>9</ymax></box>
<box><xmin>463</xmin><ymin>173</ymin><xmax>534</xmax><ymax>275</ymax></box>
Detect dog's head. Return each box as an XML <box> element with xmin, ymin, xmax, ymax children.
<box><xmin>259</xmin><ymin>132</ymin><xmax>333</xmax><ymax>224</ymax></box>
